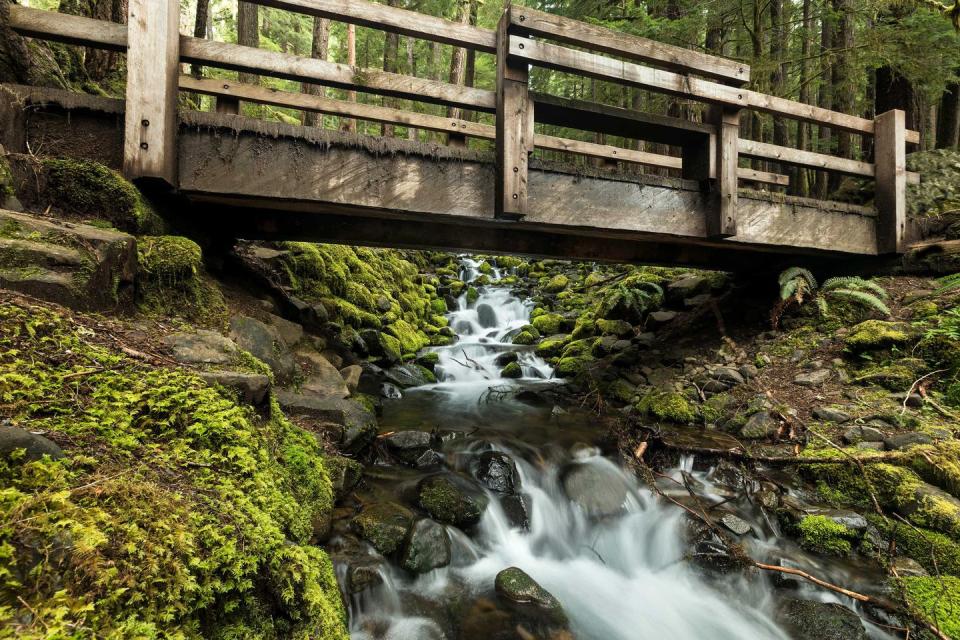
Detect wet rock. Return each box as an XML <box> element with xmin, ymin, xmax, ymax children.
<box><xmin>494</xmin><ymin>351</ymin><xmax>519</xmax><ymax>367</ymax></box>
<box><xmin>416</xmin><ymin>449</ymin><xmax>444</xmax><ymax>468</ymax></box>
<box><xmin>0</xmin><ymin>425</ymin><xmax>63</xmax><ymax>462</ymax></box>
<box><xmin>325</xmin><ymin>456</ymin><xmax>363</xmax><ymax>502</ymax></box>
<box><xmin>560</xmin><ymin>460</ymin><xmax>631</xmax><ymax>518</ymax></box>
<box><xmin>229</xmin><ymin>315</ymin><xmax>296</xmax><ymax>381</ymax></box>
<box><xmin>501</xmin><ymin>494</ymin><xmax>530</xmax><ymax>530</ymax></box>
<box><xmin>163</xmin><ymin>330</ymin><xmax>238</xmax><ymax>365</ymax></box>
<box><xmin>298</xmin><ymin>349</ymin><xmax>350</xmax><ymax>399</ymax></box>
<box><xmin>360</xmin><ymin>329</ymin><xmax>401</xmax><ymax>365</ymax></box>
<box><xmin>339</xmin><ymin>364</ymin><xmax>362</xmax><ymax>394</ymax></box>
<box><xmin>383</xmin><ymin>430</ymin><xmax>434</xmax><ymax>465</ymax></box>
<box><xmin>198</xmin><ymin>370</ymin><xmax>270</xmax><ymax>406</ymax></box>
<box><xmin>719</xmin><ymin>513</ymin><xmax>753</xmax><ymax>536</ymax></box>
<box><xmin>495</xmin><ymin>567</ymin><xmax>568</xmax><ymax>629</ymax></box>
<box><xmin>777</xmin><ymin>598</ymin><xmax>867</xmax><ymax>640</ymax></box>
<box><xmin>384</xmin><ymin>363</ymin><xmax>435</xmax><ymax>388</ymax></box>
<box><xmin>418</xmin><ymin>474</ymin><xmax>489</xmax><ymax>527</ymax></box>
<box><xmin>647</xmin><ymin>310</ymin><xmax>677</xmax><ymax>326</ymax></box>
<box><xmin>274</xmin><ymin>392</ymin><xmax>377</xmax><ymax>453</ymax></box>
<box><xmin>892</xmin><ymin>556</ymin><xmax>929</xmax><ymax>577</ymax></box>
<box><xmin>740</xmin><ymin>411</ymin><xmax>779</xmax><ymax>439</ymax></box>
<box><xmin>477</xmin><ymin>303</ymin><xmax>498</xmax><ymax>328</ymax></box>
<box><xmin>884</xmin><ymin>431</ymin><xmax>933</xmax><ymax>450</ymax></box>
<box><xmin>475</xmin><ymin>451</ymin><xmax>519</xmax><ymax>494</ymax></box>
<box><xmin>501</xmin><ymin>361</ymin><xmax>523</xmax><ymax>379</ymax></box>
<box><xmin>350</xmin><ymin>502</ymin><xmax>415</xmax><ymax>555</ymax></box>
<box><xmin>794</xmin><ymin>369</ymin><xmax>831</xmax><ymax>386</ymax></box>
<box><xmin>401</xmin><ymin>518</ymin><xmax>451</xmax><ymax>574</ymax></box>
<box><xmin>812</xmin><ymin>406</ymin><xmax>853</xmax><ymax>423</ymax></box>
<box><xmin>685</xmin><ymin>518</ymin><xmax>744</xmax><ymax>573</ymax></box>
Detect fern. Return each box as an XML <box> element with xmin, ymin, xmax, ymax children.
<box><xmin>778</xmin><ymin>267</ymin><xmax>816</xmax><ymax>290</ymax></box>
<box><xmin>825</xmin><ymin>289</ymin><xmax>891</xmax><ymax>316</ymax></box>
<box><xmin>821</xmin><ymin>276</ymin><xmax>888</xmax><ymax>299</ymax></box>
<box><xmin>935</xmin><ymin>273</ymin><xmax>960</xmax><ymax>296</ymax></box>
<box><xmin>772</xmin><ymin>267</ymin><xmax>890</xmax><ymax>328</ymax></box>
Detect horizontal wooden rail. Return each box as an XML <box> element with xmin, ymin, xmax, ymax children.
<box><xmin>244</xmin><ymin>0</ymin><xmax>497</xmax><ymax>53</ymax></box>
<box><xmin>739</xmin><ymin>138</ymin><xmax>919</xmax><ymax>184</ymax></box>
<box><xmin>9</xmin><ymin>4</ymin><xmax>126</xmax><ymax>50</ymax></box>
<box><xmin>509</xmin><ymin>5</ymin><xmax>749</xmax><ymax>86</ymax></box>
<box><xmin>180</xmin><ymin>76</ymin><xmax>788</xmax><ymax>186</ymax></box>
<box><xmin>509</xmin><ymin>36</ymin><xmax>920</xmax><ymax>145</ymax></box>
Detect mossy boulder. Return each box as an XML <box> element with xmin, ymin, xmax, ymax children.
<box><xmin>797</xmin><ymin>515</ymin><xmax>854</xmax><ymax>556</ymax></box>
<box><xmin>606</xmin><ymin>378</ymin><xmax>637</xmax><ymax>403</ymax></box>
<box><xmin>512</xmin><ymin>330</ymin><xmax>536</xmax><ymax>345</ymax></box>
<box><xmin>531</xmin><ymin>312</ymin><xmax>565</xmax><ymax>335</ymax></box>
<box><xmin>385</xmin><ymin>319</ymin><xmax>430</xmax><ymax>354</ymax></box>
<box><xmin>535</xmin><ymin>334</ymin><xmax>570</xmax><ymax>358</ymax></box>
<box><xmin>543</xmin><ymin>273</ymin><xmax>569</xmax><ymax>293</ymax></box>
<box><xmin>137</xmin><ymin>236</ymin><xmax>226</xmax><ymax>325</ymax></box>
<box><xmin>495</xmin><ymin>567</ymin><xmax>568</xmax><ymax>629</ymax></box>
<box><xmin>417</xmin><ymin>474</ymin><xmax>488</xmax><ymax>528</ymax></box>
<box><xmin>844</xmin><ymin>320</ymin><xmax>909</xmax><ymax>352</ymax></box>
<box><xmin>636</xmin><ymin>391</ymin><xmax>696</xmax><ymax>423</ymax></box>
<box><xmin>596</xmin><ymin>318</ymin><xmax>633</xmax><ymax>337</ymax></box>
<box><xmin>903</xmin><ymin>576</ymin><xmax>960</xmax><ymax>638</ymax></box>
<box><xmin>350</xmin><ymin>502</ymin><xmax>415</xmax><ymax>555</ymax></box>
<box><xmin>554</xmin><ymin>354</ymin><xmax>594</xmax><ymax>378</ymax></box>
<box><xmin>501</xmin><ymin>361</ymin><xmax>523</xmax><ymax>378</ymax></box>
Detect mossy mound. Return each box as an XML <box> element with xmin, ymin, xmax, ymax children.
<box><xmin>797</xmin><ymin>515</ymin><xmax>853</xmax><ymax>556</ymax></box>
<box><xmin>0</xmin><ymin>298</ymin><xmax>347</xmax><ymax>638</ymax></box>
<box><xmin>532</xmin><ymin>313</ymin><xmax>565</xmax><ymax>336</ymax></box>
<box><xmin>844</xmin><ymin>320</ymin><xmax>909</xmax><ymax>352</ymax></box>
<box><xmin>907</xmin><ymin>149</ymin><xmax>960</xmax><ymax>219</ymax></box>
<box><xmin>543</xmin><ymin>274</ymin><xmax>569</xmax><ymax>293</ymax></box>
<box><xmin>903</xmin><ymin>576</ymin><xmax>960</xmax><ymax>638</ymax></box>
<box><xmin>136</xmin><ymin>235</ymin><xmax>226</xmax><ymax>326</ymax></box>
<box><xmin>636</xmin><ymin>391</ymin><xmax>696</xmax><ymax>423</ymax></box>
<box><xmin>39</xmin><ymin>158</ymin><xmax>164</xmax><ymax>234</ymax></box>
<box><xmin>0</xmin><ymin>156</ymin><xmax>13</xmax><ymax>202</ymax></box>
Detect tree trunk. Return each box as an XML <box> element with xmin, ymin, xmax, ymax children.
<box><xmin>829</xmin><ymin>0</ymin><xmax>854</xmax><ymax>191</ymax></box>
<box><xmin>191</xmin><ymin>0</ymin><xmax>210</xmax><ymax>80</ymax></box>
<box><xmin>794</xmin><ymin>0</ymin><xmax>813</xmax><ymax>196</ymax></box>
<box><xmin>406</xmin><ymin>36</ymin><xmax>418</xmax><ymax>141</ymax></box>
<box><xmin>341</xmin><ymin>24</ymin><xmax>357</xmax><ymax>133</ymax></box>
<box><xmin>446</xmin><ymin>0</ymin><xmax>472</xmax><ymax>122</ymax></box>
<box><xmin>302</xmin><ymin>17</ymin><xmax>329</xmax><ymax>128</ymax></box>
<box><xmin>238</xmin><ymin>2</ymin><xmax>259</xmax><ymax>85</ymax></box>
<box><xmin>381</xmin><ymin>0</ymin><xmax>401</xmax><ymax>137</ymax></box>
<box><xmin>59</xmin><ymin>0</ymin><xmax>126</xmax><ymax>82</ymax></box>
<box><xmin>815</xmin><ymin>0</ymin><xmax>834</xmax><ymax>198</ymax></box>
<box><xmin>937</xmin><ymin>79</ymin><xmax>960</xmax><ymax>149</ymax></box>
<box><xmin>769</xmin><ymin>0</ymin><xmax>788</xmax><ymax>175</ymax></box>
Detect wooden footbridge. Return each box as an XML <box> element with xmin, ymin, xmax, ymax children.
<box><xmin>5</xmin><ymin>0</ymin><xmax>922</xmax><ymax>268</ymax></box>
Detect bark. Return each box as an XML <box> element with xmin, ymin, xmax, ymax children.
<box><xmin>58</xmin><ymin>0</ymin><xmax>126</xmax><ymax>82</ymax></box>
<box><xmin>406</xmin><ymin>37</ymin><xmax>418</xmax><ymax>141</ymax></box>
<box><xmin>381</xmin><ymin>0</ymin><xmax>401</xmax><ymax>137</ymax></box>
<box><xmin>302</xmin><ymin>17</ymin><xmax>330</xmax><ymax>128</ymax></box>
<box><xmin>829</xmin><ymin>0</ymin><xmax>855</xmax><ymax>191</ymax></box>
<box><xmin>794</xmin><ymin>0</ymin><xmax>814</xmax><ymax>196</ymax></box>
<box><xmin>341</xmin><ymin>24</ymin><xmax>357</xmax><ymax>133</ymax></box>
<box><xmin>815</xmin><ymin>0</ymin><xmax>834</xmax><ymax>198</ymax></box>
<box><xmin>237</xmin><ymin>2</ymin><xmax>260</xmax><ymax>86</ymax></box>
<box><xmin>191</xmin><ymin>0</ymin><xmax>210</xmax><ymax>80</ymax></box>
<box><xmin>769</xmin><ymin>0</ymin><xmax>788</xmax><ymax>175</ymax></box>
<box><xmin>446</xmin><ymin>0</ymin><xmax>472</xmax><ymax>121</ymax></box>
<box><xmin>937</xmin><ymin>79</ymin><xmax>960</xmax><ymax>149</ymax></box>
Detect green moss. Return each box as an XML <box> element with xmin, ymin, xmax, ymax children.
<box><xmin>844</xmin><ymin>320</ymin><xmax>910</xmax><ymax>351</ymax></box>
<box><xmin>797</xmin><ymin>515</ymin><xmax>853</xmax><ymax>556</ymax></box>
<box><xmin>605</xmin><ymin>378</ymin><xmax>636</xmax><ymax>403</ymax></box>
<box><xmin>571</xmin><ymin>316</ymin><xmax>596</xmax><ymax>340</ymax></box>
<box><xmin>380</xmin><ymin>332</ymin><xmax>403</xmax><ymax>362</ymax></box>
<box><xmin>430</xmin><ymin>298</ymin><xmax>448</xmax><ymax>314</ymax></box>
<box><xmin>501</xmin><ymin>361</ymin><xmax>523</xmax><ymax>378</ymax></box>
<box><xmin>532</xmin><ymin>313</ymin><xmax>565</xmax><ymax>335</ymax></box>
<box><xmin>903</xmin><ymin>576</ymin><xmax>960</xmax><ymax>638</ymax></box>
<box><xmin>853</xmin><ymin>361</ymin><xmax>922</xmax><ymax>390</ymax></box>
<box><xmin>561</xmin><ymin>338</ymin><xmax>592</xmax><ymax>358</ymax></box>
<box><xmin>466</xmin><ymin>287</ymin><xmax>479</xmax><ymax>304</ymax></box>
<box><xmin>512</xmin><ymin>330</ymin><xmax>536</xmax><ymax>345</ymax></box>
<box><xmin>870</xmin><ymin>516</ymin><xmax>960</xmax><ymax>576</ymax></box>
<box><xmin>0</xmin><ymin>156</ymin><xmax>13</xmax><ymax>201</ymax></box>
<box><xmin>41</xmin><ymin>158</ymin><xmax>163</xmax><ymax>234</ymax></box>
<box><xmin>701</xmin><ymin>393</ymin><xmax>733</xmax><ymax>424</ymax></box>
<box><xmin>554</xmin><ymin>355</ymin><xmax>594</xmax><ymax>378</ymax></box>
<box><xmin>136</xmin><ymin>236</ymin><xmax>226</xmax><ymax>327</ymax></box>
<box><xmin>596</xmin><ymin>318</ymin><xmax>633</xmax><ymax>337</ymax></box>
<box><xmin>636</xmin><ymin>391</ymin><xmax>697</xmax><ymax>423</ymax></box>
<box><xmin>385</xmin><ymin>319</ymin><xmax>430</xmax><ymax>354</ymax></box>
<box><xmin>543</xmin><ymin>273</ymin><xmax>569</xmax><ymax>293</ymax></box>
<box><xmin>535</xmin><ymin>334</ymin><xmax>570</xmax><ymax>358</ymax></box>
<box><xmin>477</xmin><ymin>260</ymin><xmax>493</xmax><ymax>275</ymax></box>
<box><xmin>0</xmin><ymin>300</ymin><xmax>347</xmax><ymax>639</ymax></box>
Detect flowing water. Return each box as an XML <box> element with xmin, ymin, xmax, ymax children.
<box><xmin>336</xmin><ymin>257</ymin><xmax>894</xmax><ymax>640</ymax></box>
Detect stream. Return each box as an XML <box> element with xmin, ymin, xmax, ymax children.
<box><xmin>333</xmin><ymin>257</ymin><xmax>896</xmax><ymax>640</ymax></box>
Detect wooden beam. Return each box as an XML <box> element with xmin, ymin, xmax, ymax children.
<box><xmin>510</xmin><ymin>5</ymin><xmax>749</xmax><ymax>86</ymax></box>
<box><xmin>710</xmin><ymin>107</ymin><xmax>739</xmax><ymax>237</ymax></box>
<box><xmin>243</xmin><ymin>0</ymin><xmax>496</xmax><ymax>53</ymax></box>
<box><xmin>738</xmin><ymin>138</ymin><xmax>873</xmax><ymax>177</ymax></box>
<box><xmin>495</xmin><ymin>6</ymin><xmax>533</xmax><ymax>220</ymax></box>
<box><xmin>875</xmin><ymin>109</ymin><xmax>907</xmax><ymax>254</ymax></box>
<box><xmin>123</xmin><ymin>0</ymin><xmax>178</xmax><ymax>185</ymax></box>
<box><xmin>8</xmin><ymin>4</ymin><xmax>127</xmax><ymax>50</ymax></box>
<box><xmin>737</xmin><ymin>167</ymin><xmax>789</xmax><ymax>187</ymax></box>
<box><xmin>511</xmin><ymin>37</ymin><xmax>920</xmax><ymax>144</ymax></box>
<box><xmin>180</xmin><ymin>36</ymin><xmax>495</xmax><ymax>113</ymax></box>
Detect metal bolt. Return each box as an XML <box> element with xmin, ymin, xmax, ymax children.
<box><xmin>513</xmin><ymin>166</ymin><xmax>519</xmax><ymax>172</ymax></box>
<box><xmin>512</xmin><ymin>193</ymin><xmax>518</xmax><ymax>199</ymax></box>
<box><xmin>738</xmin><ymin>94</ymin><xmax>743</xmax><ymax>100</ymax></box>
<box><xmin>140</xmin><ymin>142</ymin><xmax>149</xmax><ymax>150</ymax></box>
<box><xmin>141</xmin><ymin>119</ymin><xmax>150</xmax><ymax>127</ymax></box>
<box><xmin>519</xmin><ymin>15</ymin><xmax>526</xmax><ymax>21</ymax></box>
<box><xmin>223</xmin><ymin>84</ymin><xmax>230</xmax><ymax>90</ymax></box>
<box><xmin>519</xmin><ymin>43</ymin><xmax>524</xmax><ymax>49</ymax></box>
<box><xmin>452</xmin><ymin>122</ymin><xmax>458</xmax><ymax>127</ymax></box>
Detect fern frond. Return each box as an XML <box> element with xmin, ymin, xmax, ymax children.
<box><xmin>935</xmin><ymin>273</ymin><xmax>960</xmax><ymax>296</ymax></box>
<box><xmin>821</xmin><ymin>276</ymin><xmax>888</xmax><ymax>299</ymax></box>
<box><xmin>827</xmin><ymin>289</ymin><xmax>891</xmax><ymax>316</ymax></box>
<box><xmin>815</xmin><ymin>296</ymin><xmax>830</xmax><ymax>316</ymax></box>
<box><xmin>780</xmin><ymin>279</ymin><xmax>800</xmax><ymax>301</ymax></box>
<box><xmin>778</xmin><ymin>267</ymin><xmax>817</xmax><ymax>290</ymax></box>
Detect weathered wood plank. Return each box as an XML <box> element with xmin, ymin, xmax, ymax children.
<box><xmin>180</xmin><ymin>36</ymin><xmax>496</xmax><ymax>112</ymax></box>
<box><xmin>738</xmin><ymin>138</ymin><xmax>872</xmax><ymax>177</ymax></box>
<box><xmin>8</xmin><ymin>5</ymin><xmax>127</xmax><ymax>50</ymax></box>
<box><xmin>875</xmin><ymin>109</ymin><xmax>907</xmax><ymax>254</ymax></box>
<box><xmin>495</xmin><ymin>8</ymin><xmax>532</xmax><ymax>219</ymax></box>
<box><xmin>123</xmin><ymin>0</ymin><xmax>178</xmax><ymax>185</ymax></box>
<box><xmin>510</xmin><ymin>5</ymin><xmax>749</xmax><ymax>85</ymax></box>
<box><xmin>710</xmin><ymin>107</ymin><xmax>739</xmax><ymax>237</ymax></box>
<box><xmin>243</xmin><ymin>0</ymin><xmax>496</xmax><ymax>53</ymax></box>
<box><xmin>737</xmin><ymin>167</ymin><xmax>789</xmax><ymax>187</ymax></box>
<box><xmin>511</xmin><ymin>37</ymin><xmax>920</xmax><ymax>144</ymax></box>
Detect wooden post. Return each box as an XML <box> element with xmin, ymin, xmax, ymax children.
<box><xmin>495</xmin><ymin>3</ymin><xmax>533</xmax><ymax>220</ymax></box>
<box><xmin>216</xmin><ymin>97</ymin><xmax>240</xmax><ymax>115</ymax></box>
<box><xmin>708</xmin><ymin>107</ymin><xmax>739</xmax><ymax>238</ymax></box>
<box><xmin>124</xmin><ymin>0</ymin><xmax>180</xmax><ymax>186</ymax></box>
<box><xmin>874</xmin><ymin>109</ymin><xmax>907</xmax><ymax>254</ymax></box>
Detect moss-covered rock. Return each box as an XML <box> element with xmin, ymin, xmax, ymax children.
<box><xmin>417</xmin><ymin>475</ymin><xmax>488</xmax><ymax>527</ymax></box>
<box><xmin>535</xmin><ymin>334</ymin><xmax>570</xmax><ymax>358</ymax></box>
<box><xmin>903</xmin><ymin>576</ymin><xmax>960</xmax><ymax>637</ymax></box>
<box><xmin>137</xmin><ymin>235</ymin><xmax>226</xmax><ymax>326</ymax></box>
<box><xmin>350</xmin><ymin>502</ymin><xmax>414</xmax><ymax>555</ymax></box>
<box><xmin>532</xmin><ymin>313</ymin><xmax>565</xmax><ymax>335</ymax></box>
<box><xmin>596</xmin><ymin>318</ymin><xmax>633</xmax><ymax>337</ymax></box>
<box><xmin>797</xmin><ymin>515</ymin><xmax>853</xmax><ymax>556</ymax></box>
<box><xmin>512</xmin><ymin>330</ymin><xmax>536</xmax><ymax>345</ymax></box>
<box><xmin>554</xmin><ymin>354</ymin><xmax>594</xmax><ymax>378</ymax></box>
<box><xmin>0</xmin><ymin>298</ymin><xmax>347</xmax><ymax>638</ymax></box>
<box><xmin>501</xmin><ymin>361</ymin><xmax>523</xmax><ymax>378</ymax></box>
<box><xmin>543</xmin><ymin>273</ymin><xmax>569</xmax><ymax>293</ymax></box>
<box><xmin>844</xmin><ymin>320</ymin><xmax>909</xmax><ymax>352</ymax></box>
<box><xmin>636</xmin><ymin>391</ymin><xmax>696</xmax><ymax>423</ymax></box>
<box><xmin>385</xmin><ymin>319</ymin><xmax>430</xmax><ymax>354</ymax></box>
<box><xmin>605</xmin><ymin>378</ymin><xmax>637</xmax><ymax>404</ymax></box>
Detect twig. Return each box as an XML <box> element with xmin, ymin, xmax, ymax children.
<box><xmin>753</xmin><ymin>563</ymin><xmax>871</xmax><ymax>601</ymax></box>
<box><xmin>901</xmin><ymin>370</ymin><xmax>946</xmax><ymax>415</ymax></box>
<box><xmin>807</xmin><ymin>429</ymin><xmax>885</xmax><ymax>518</ymax></box>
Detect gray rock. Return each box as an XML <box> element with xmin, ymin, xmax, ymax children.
<box><xmin>633</xmin><ymin>332</ymin><xmax>656</xmax><ymax>347</ymax></box>
<box><xmin>0</xmin><ymin>425</ymin><xmax>63</xmax><ymax>462</ymax></box>
<box><xmin>713</xmin><ymin>367</ymin><xmax>745</xmax><ymax>386</ymax></box>
<box><xmin>885</xmin><ymin>431</ymin><xmax>934</xmax><ymax>450</ymax></box>
<box><xmin>339</xmin><ymin>364</ymin><xmax>362</xmax><ymax>393</ymax></box>
<box><xmin>647</xmin><ymin>310</ymin><xmax>677</xmax><ymax>326</ymax></box>
<box><xmin>892</xmin><ymin>556</ymin><xmax>929</xmax><ymax>577</ymax></box>
<box><xmin>298</xmin><ymin>349</ymin><xmax>350</xmax><ymax>399</ymax></box>
<box><xmin>495</xmin><ymin>567</ymin><xmax>568</xmax><ymax>628</ymax></box>
<box><xmin>383</xmin><ymin>430</ymin><xmax>434</xmax><ymax>465</ymax></box>
<box><xmin>842</xmin><ymin>425</ymin><xmax>885</xmax><ymax>445</ymax></box>
<box><xmin>266</xmin><ymin>313</ymin><xmax>304</xmax><ymax>347</ymax></box>
<box><xmin>856</xmin><ymin>441</ymin><xmax>885</xmax><ymax>451</ymax></box>
<box><xmin>684</xmin><ymin>293</ymin><xmax>712</xmax><ymax>308</ymax></box>
<box><xmin>667</xmin><ymin>275</ymin><xmax>709</xmax><ymax>304</ymax></box>
<box><xmin>163</xmin><ymin>330</ymin><xmax>238</xmax><ymax>365</ymax></box>
<box><xmin>813</xmin><ymin>406</ymin><xmax>853</xmax><ymax>423</ymax></box>
<box><xmin>561</xmin><ymin>459</ymin><xmax>631</xmax><ymax>518</ymax></box>
<box><xmin>794</xmin><ymin>369</ymin><xmax>831</xmax><ymax>386</ymax></box>
<box><xmin>384</xmin><ymin>363</ymin><xmax>434</xmax><ymax>389</ymax></box>
<box><xmin>494</xmin><ymin>351</ymin><xmax>519</xmax><ymax>367</ymax></box>
<box><xmin>350</xmin><ymin>502</ymin><xmax>415</xmax><ymax>555</ymax></box>
<box><xmin>418</xmin><ymin>474</ymin><xmax>489</xmax><ymax>528</ymax></box>
<box><xmin>475</xmin><ymin>451</ymin><xmax>519</xmax><ymax>495</ymax></box>
<box><xmin>401</xmin><ymin>519</ymin><xmax>451</xmax><ymax>573</ymax></box>
<box><xmin>719</xmin><ymin>513</ymin><xmax>752</xmax><ymax>536</ymax></box>
<box><xmin>741</xmin><ymin>411</ymin><xmax>778</xmax><ymax>439</ymax></box>
<box><xmin>198</xmin><ymin>370</ymin><xmax>270</xmax><ymax>405</ymax></box>
<box><xmin>229</xmin><ymin>315</ymin><xmax>296</xmax><ymax>381</ymax></box>
<box><xmin>777</xmin><ymin>598</ymin><xmax>867</xmax><ymax>640</ymax></box>
<box><xmin>416</xmin><ymin>449</ymin><xmax>444</xmax><ymax>468</ymax></box>
<box><xmin>274</xmin><ymin>392</ymin><xmax>377</xmax><ymax>453</ymax></box>
<box><xmin>476</xmin><ymin>303</ymin><xmax>498</xmax><ymax>328</ymax></box>
<box><xmin>739</xmin><ymin>364</ymin><xmax>759</xmax><ymax>379</ymax></box>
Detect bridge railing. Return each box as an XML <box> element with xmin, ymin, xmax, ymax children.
<box><xmin>8</xmin><ymin>0</ymin><xmax>916</xmax><ymax>254</ymax></box>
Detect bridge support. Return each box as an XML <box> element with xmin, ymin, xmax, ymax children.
<box><xmin>875</xmin><ymin>109</ymin><xmax>906</xmax><ymax>254</ymax></box>
<box><xmin>495</xmin><ymin>3</ymin><xmax>533</xmax><ymax>220</ymax></box>
<box><xmin>708</xmin><ymin>106</ymin><xmax>740</xmax><ymax>238</ymax></box>
<box><xmin>123</xmin><ymin>0</ymin><xmax>179</xmax><ymax>186</ymax></box>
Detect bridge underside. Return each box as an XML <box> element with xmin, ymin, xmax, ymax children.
<box><xmin>178</xmin><ymin>112</ymin><xmax>879</xmax><ymax>269</ymax></box>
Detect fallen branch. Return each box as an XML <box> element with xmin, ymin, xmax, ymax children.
<box><xmin>902</xmin><ymin>369</ymin><xmax>946</xmax><ymax>415</ymax></box>
<box><xmin>753</xmin><ymin>562</ymin><xmax>871</xmax><ymax>601</ymax></box>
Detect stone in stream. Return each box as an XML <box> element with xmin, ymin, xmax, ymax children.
<box><xmin>324</xmin><ymin>456</ymin><xmax>363</xmax><ymax>503</ymax></box>
<box><xmin>501</xmin><ymin>361</ymin><xmax>523</xmax><ymax>379</ymax></box>
<box><xmin>776</xmin><ymin>598</ymin><xmax>867</xmax><ymax>640</ymax></box>
<box><xmin>476</xmin><ymin>303</ymin><xmax>498</xmax><ymax>328</ymax></box>
<box><xmin>494</xmin><ymin>351</ymin><xmax>519</xmax><ymax>367</ymax></box>
<box><xmin>383</xmin><ymin>430</ymin><xmax>434</xmax><ymax>465</ymax></box>
<box><xmin>384</xmin><ymin>363</ymin><xmax>435</xmax><ymax>388</ymax></box>
<box><xmin>560</xmin><ymin>460</ymin><xmax>631</xmax><ymax>518</ymax></box>
<box><xmin>475</xmin><ymin>451</ymin><xmax>520</xmax><ymax>495</ymax></box>
<box><xmin>501</xmin><ymin>494</ymin><xmax>530</xmax><ymax>530</ymax></box>
<box><xmin>418</xmin><ymin>474</ymin><xmax>489</xmax><ymax>528</ymax></box>
<box><xmin>740</xmin><ymin>411</ymin><xmax>779</xmax><ymax>439</ymax></box>
<box><xmin>494</xmin><ymin>567</ymin><xmax>569</xmax><ymax>629</ymax></box>
<box><xmin>401</xmin><ymin>518</ymin><xmax>451</xmax><ymax>574</ymax></box>
<box><xmin>350</xmin><ymin>501</ymin><xmax>415</xmax><ymax>555</ymax></box>
<box><xmin>719</xmin><ymin>513</ymin><xmax>753</xmax><ymax>536</ymax></box>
